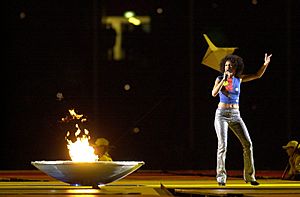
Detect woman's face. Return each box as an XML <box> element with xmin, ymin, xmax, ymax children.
<box><xmin>225</xmin><ymin>60</ymin><xmax>236</xmax><ymax>73</ymax></box>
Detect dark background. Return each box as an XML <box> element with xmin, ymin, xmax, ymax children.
<box><xmin>2</xmin><ymin>0</ymin><xmax>299</xmax><ymax>171</ymax></box>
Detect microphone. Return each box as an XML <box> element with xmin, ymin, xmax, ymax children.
<box><xmin>224</xmin><ymin>74</ymin><xmax>228</xmax><ymax>81</ymax></box>
<box><xmin>224</xmin><ymin>68</ymin><xmax>232</xmax><ymax>81</ymax></box>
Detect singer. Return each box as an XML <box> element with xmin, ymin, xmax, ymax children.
<box><xmin>211</xmin><ymin>53</ymin><xmax>272</xmax><ymax>186</ymax></box>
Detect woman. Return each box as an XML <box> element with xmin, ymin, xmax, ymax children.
<box><xmin>212</xmin><ymin>53</ymin><xmax>272</xmax><ymax>186</ymax></box>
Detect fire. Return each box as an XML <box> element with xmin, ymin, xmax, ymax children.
<box><xmin>63</xmin><ymin>109</ymin><xmax>98</xmax><ymax>162</ymax></box>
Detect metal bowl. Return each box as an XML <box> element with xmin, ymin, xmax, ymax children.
<box><xmin>31</xmin><ymin>161</ymin><xmax>144</xmax><ymax>187</ymax></box>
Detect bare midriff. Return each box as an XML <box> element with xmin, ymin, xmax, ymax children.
<box><xmin>218</xmin><ymin>102</ymin><xmax>239</xmax><ymax>109</ymax></box>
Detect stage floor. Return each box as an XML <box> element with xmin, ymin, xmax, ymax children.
<box><xmin>0</xmin><ymin>170</ymin><xmax>299</xmax><ymax>197</ymax></box>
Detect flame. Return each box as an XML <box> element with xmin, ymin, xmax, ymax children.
<box><xmin>64</xmin><ymin>109</ymin><xmax>98</xmax><ymax>162</ymax></box>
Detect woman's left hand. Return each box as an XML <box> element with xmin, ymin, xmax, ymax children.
<box><xmin>264</xmin><ymin>53</ymin><xmax>272</xmax><ymax>66</ymax></box>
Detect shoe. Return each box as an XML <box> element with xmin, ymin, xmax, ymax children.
<box><xmin>245</xmin><ymin>180</ymin><xmax>259</xmax><ymax>186</ymax></box>
<box><xmin>250</xmin><ymin>181</ymin><xmax>259</xmax><ymax>186</ymax></box>
<box><xmin>217</xmin><ymin>176</ymin><xmax>226</xmax><ymax>186</ymax></box>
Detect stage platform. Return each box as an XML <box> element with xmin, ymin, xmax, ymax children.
<box><xmin>0</xmin><ymin>170</ymin><xmax>299</xmax><ymax>197</ymax></box>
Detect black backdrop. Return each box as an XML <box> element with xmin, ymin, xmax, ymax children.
<box><xmin>2</xmin><ymin>0</ymin><xmax>299</xmax><ymax>170</ymax></box>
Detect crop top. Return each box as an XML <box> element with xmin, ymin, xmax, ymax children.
<box><xmin>217</xmin><ymin>75</ymin><xmax>241</xmax><ymax>104</ymax></box>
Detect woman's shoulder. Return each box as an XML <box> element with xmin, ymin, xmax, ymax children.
<box><xmin>234</xmin><ymin>76</ymin><xmax>242</xmax><ymax>82</ymax></box>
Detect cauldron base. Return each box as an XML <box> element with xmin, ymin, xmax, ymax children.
<box><xmin>31</xmin><ymin>160</ymin><xmax>145</xmax><ymax>187</ymax></box>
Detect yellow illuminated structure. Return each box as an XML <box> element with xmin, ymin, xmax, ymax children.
<box><xmin>201</xmin><ymin>34</ymin><xmax>238</xmax><ymax>71</ymax></box>
<box><xmin>102</xmin><ymin>15</ymin><xmax>150</xmax><ymax>60</ymax></box>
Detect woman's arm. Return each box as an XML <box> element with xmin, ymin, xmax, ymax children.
<box><xmin>241</xmin><ymin>53</ymin><xmax>272</xmax><ymax>82</ymax></box>
<box><xmin>212</xmin><ymin>72</ymin><xmax>228</xmax><ymax>97</ymax></box>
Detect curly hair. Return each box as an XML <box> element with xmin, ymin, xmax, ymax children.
<box><xmin>219</xmin><ymin>54</ymin><xmax>244</xmax><ymax>78</ymax></box>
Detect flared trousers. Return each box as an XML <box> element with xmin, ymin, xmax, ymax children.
<box><xmin>214</xmin><ymin>108</ymin><xmax>256</xmax><ymax>182</ymax></box>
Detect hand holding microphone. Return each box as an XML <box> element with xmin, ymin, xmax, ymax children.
<box><xmin>224</xmin><ymin>66</ymin><xmax>233</xmax><ymax>80</ymax></box>
<box><xmin>223</xmin><ymin>71</ymin><xmax>231</xmax><ymax>81</ymax></box>
<box><xmin>224</xmin><ymin>73</ymin><xmax>228</xmax><ymax>81</ymax></box>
